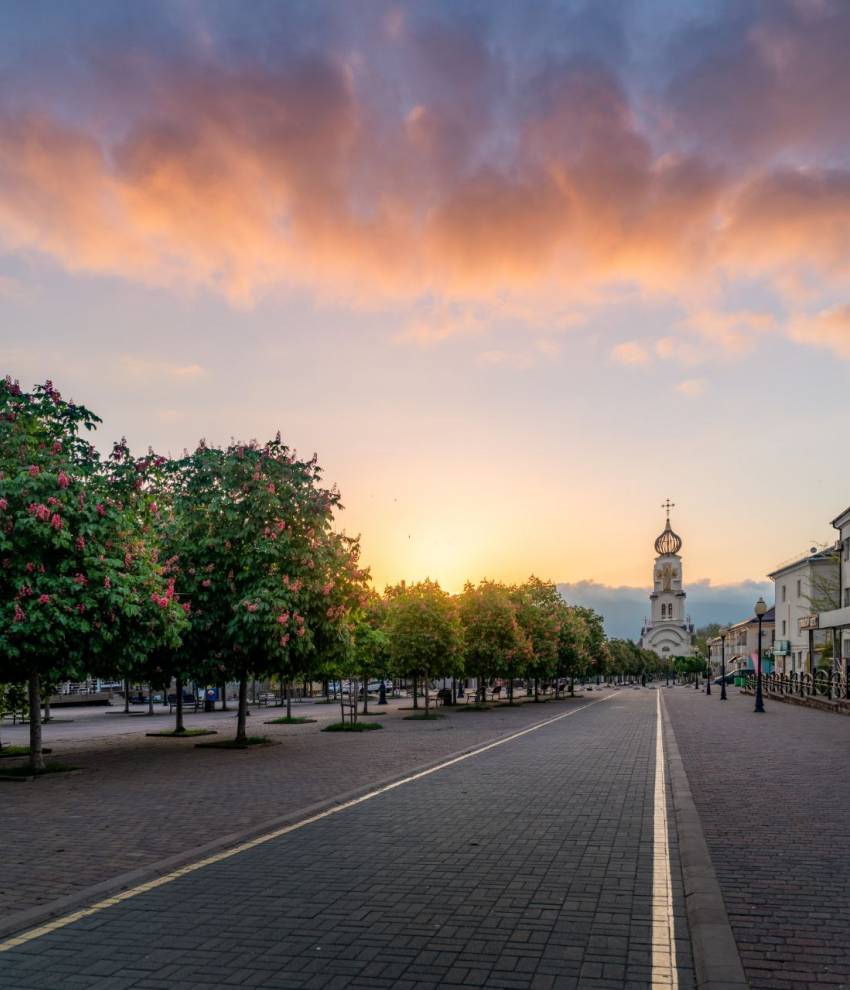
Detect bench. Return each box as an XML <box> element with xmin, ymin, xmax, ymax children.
<box><xmin>435</xmin><ymin>689</ymin><xmax>453</xmax><ymax>707</ymax></box>
<box><xmin>167</xmin><ymin>693</ymin><xmax>202</xmax><ymax>713</ymax></box>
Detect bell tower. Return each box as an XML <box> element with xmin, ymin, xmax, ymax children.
<box><xmin>639</xmin><ymin>501</ymin><xmax>695</xmax><ymax>657</ymax></box>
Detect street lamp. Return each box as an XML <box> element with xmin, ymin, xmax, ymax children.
<box><xmin>719</xmin><ymin>626</ymin><xmax>728</xmax><ymax>700</ymax></box>
<box><xmin>754</xmin><ymin>598</ymin><xmax>767</xmax><ymax>714</ymax></box>
<box><xmin>705</xmin><ymin>642</ymin><xmax>711</xmax><ymax>695</ymax></box>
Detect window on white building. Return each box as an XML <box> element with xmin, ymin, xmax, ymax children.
<box><xmin>797</xmin><ymin>579</ymin><xmax>802</xmax><ymax>597</ymax></box>
<box><xmin>844</xmin><ymin>588</ymin><xmax>850</xmax><ymax>608</ymax></box>
<box><xmin>782</xmin><ymin>585</ymin><xmax>787</xmax><ymax>602</ymax></box>
<box><xmin>844</xmin><ymin>538</ymin><xmax>850</xmax><ymax>562</ymax></box>
<box><xmin>782</xmin><ymin>620</ymin><xmax>787</xmax><ymax>636</ymax></box>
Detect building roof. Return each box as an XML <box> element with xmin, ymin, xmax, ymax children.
<box><xmin>727</xmin><ymin>606</ymin><xmax>776</xmax><ymax>631</ymax></box>
<box><xmin>767</xmin><ymin>547</ymin><xmax>837</xmax><ymax>580</ymax></box>
<box><xmin>830</xmin><ymin>505</ymin><xmax>850</xmax><ymax>529</ymax></box>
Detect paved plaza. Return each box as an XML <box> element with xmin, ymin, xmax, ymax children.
<box><xmin>1</xmin><ymin>686</ymin><xmax>848</xmax><ymax>990</ymax></box>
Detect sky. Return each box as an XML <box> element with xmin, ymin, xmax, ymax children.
<box><xmin>1</xmin><ymin>0</ymin><xmax>849</xmax><ymax>630</ymax></box>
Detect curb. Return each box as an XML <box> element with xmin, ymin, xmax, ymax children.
<box><xmin>661</xmin><ymin>694</ymin><xmax>749</xmax><ymax>990</ymax></box>
<box><xmin>0</xmin><ymin>694</ymin><xmax>605</xmax><ymax>941</ymax></box>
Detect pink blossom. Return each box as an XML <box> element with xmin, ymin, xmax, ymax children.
<box><xmin>58</xmin><ymin>470</ymin><xmax>69</xmax><ymax>489</ymax></box>
<box><xmin>283</xmin><ymin>575</ymin><xmax>289</xmax><ymax>584</ymax></box>
<box><xmin>202</xmin><ymin>579</ymin><xmax>211</xmax><ymax>587</ymax></box>
<box><xmin>104</xmin><ymin>577</ymin><xmax>110</xmax><ymax>589</ymax></box>
<box><xmin>76</xmin><ymin>536</ymin><xmax>85</xmax><ymax>550</ymax></box>
<box><xmin>96</xmin><ymin>503</ymin><xmax>105</xmax><ymax>516</ymax></box>
<box><xmin>280</xmin><ymin>633</ymin><xmax>290</xmax><ymax>646</ymax></box>
<box><xmin>26</xmin><ymin>562</ymin><xmax>34</xmax><ymax>572</ymax></box>
<box><xmin>268</xmin><ymin>484</ymin><xmax>275</xmax><ymax>494</ymax></box>
<box><xmin>39</xmin><ymin>594</ymin><xmax>50</xmax><ymax>604</ymax></box>
<box><xmin>29</xmin><ymin>465</ymin><xmax>39</xmax><ymax>476</ymax></box>
<box><xmin>0</xmin><ymin>498</ymin><xmax>6</xmax><ymax>510</ymax></box>
<box><xmin>74</xmin><ymin>573</ymin><xmax>88</xmax><ymax>586</ymax></box>
<box><xmin>150</xmin><ymin>502</ymin><xmax>158</xmax><ymax>514</ymax></box>
<box><xmin>297</xmin><ymin>627</ymin><xmax>305</xmax><ymax>636</ymax></box>
<box><xmin>13</xmin><ymin>603</ymin><xmax>25</xmax><ymax>623</ymax></box>
<box><xmin>51</xmin><ymin>513</ymin><xmax>63</xmax><ymax>530</ymax></box>
<box><xmin>182</xmin><ymin>602</ymin><xmax>191</xmax><ymax>613</ymax></box>
<box><xmin>322</xmin><ymin>582</ymin><xmax>334</xmax><ymax>595</ymax></box>
<box><xmin>48</xmin><ymin>496</ymin><xmax>60</xmax><ymax>506</ymax></box>
<box><xmin>248</xmin><ymin>603</ymin><xmax>258</xmax><ymax>613</ymax></box>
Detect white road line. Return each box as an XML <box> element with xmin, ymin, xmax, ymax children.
<box><xmin>0</xmin><ymin>691</ymin><xmax>617</xmax><ymax>952</ymax></box>
<box><xmin>652</xmin><ymin>692</ymin><xmax>679</xmax><ymax>989</ymax></box>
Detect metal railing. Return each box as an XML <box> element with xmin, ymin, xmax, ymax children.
<box><xmin>744</xmin><ymin>669</ymin><xmax>850</xmax><ymax>702</ymax></box>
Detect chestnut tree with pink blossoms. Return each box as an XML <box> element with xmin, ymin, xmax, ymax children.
<box><xmin>0</xmin><ymin>378</ymin><xmax>187</xmax><ymax>771</ymax></box>
<box><xmin>165</xmin><ymin>436</ymin><xmax>352</xmax><ymax>744</ymax></box>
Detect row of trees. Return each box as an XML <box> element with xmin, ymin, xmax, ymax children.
<box><xmin>1</xmin><ymin>378</ymin><xmax>662</xmax><ymax>772</ymax></box>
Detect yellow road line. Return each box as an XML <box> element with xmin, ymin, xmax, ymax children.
<box><xmin>0</xmin><ymin>691</ymin><xmax>617</xmax><ymax>952</ymax></box>
<box><xmin>652</xmin><ymin>691</ymin><xmax>679</xmax><ymax>989</ymax></box>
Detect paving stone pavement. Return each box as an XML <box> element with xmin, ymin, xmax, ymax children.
<box><xmin>0</xmin><ymin>690</ymin><xmax>695</xmax><ymax>990</ymax></box>
<box><xmin>666</xmin><ymin>685</ymin><xmax>850</xmax><ymax>990</ymax></box>
<box><xmin>1</xmin><ymin>696</ymin><xmax>603</xmax><ymax>921</ymax></box>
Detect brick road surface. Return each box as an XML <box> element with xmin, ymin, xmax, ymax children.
<box><xmin>665</xmin><ymin>686</ymin><xmax>850</xmax><ymax>990</ymax></box>
<box><xmin>1</xmin><ymin>694</ymin><xmax>609</xmax><ymax>921</ymax></box>
<box><xmin>0</xmin><ymin>690</ymin><xmax>695</xmax><ymax>990</ymax></box>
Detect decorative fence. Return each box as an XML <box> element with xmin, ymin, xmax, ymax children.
<box><xmin>744</xmin><ymin>669</ymin><xmax>850</xmax><ymax>703</ymax></box>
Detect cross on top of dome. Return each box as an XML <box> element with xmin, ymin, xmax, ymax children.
<box><xmin>655</xmin><ymin>500</ymin><xmax>683</xmax><ymax>554</ymax></box>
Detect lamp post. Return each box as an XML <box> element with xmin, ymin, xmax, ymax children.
<box><xmin>719</xmin><ymin>626</ymin><xmax>728</xmax><ymax>700</ymax></box>
<box><xmin>705</xmin><ymin>643</ymin><xmax>711</xmax><ymax>695</ymax></box>
<box><xmin>754</xmin><ymin>598</ymin><xmax>767</xmax><ymax>713</ymax></box>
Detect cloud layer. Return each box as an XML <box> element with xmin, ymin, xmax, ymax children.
<box><xmin>558</xmin><ymin>578</ymin><xmax>776</xmax><ymax>640</ymax></box>
<box><xmin>1</xmin><ymin>1</ymin><xmax>849</xmax><ymax>357</ymax></box>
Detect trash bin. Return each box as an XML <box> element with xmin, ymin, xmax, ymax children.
<box><xmin>204</xmin><ymin>688</ymin><xmax>216</xmax><ymax>713</ymax></box>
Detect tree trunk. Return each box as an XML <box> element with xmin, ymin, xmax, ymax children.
<box><xmin>323</xmin><ymin>679</ymin><xmax>329</xmax><ymax>700</ymax></box>
<box><xmin>534</xmin><ymin>677</ymin><xmax>539</xmax><ymax>702</ymax></box>
<box><xmin>286</xmin><ymin>681</ymin><xmax>292</xmax><ymax>719</ymax></box>
<box><xmin>412</xmin><ymin>675</ymin><xmax>419</xmax><ymax>709</ymax></box>
<box><xmin>147</xmin><ymin>686</ymin><xmax>154</xmax><ymax>716</ymax></box>
<box><xmin>123</xmin><ymin>678</ymin><xmax>130</xmax><ymax>714</ymax></box>
<box><xmin>424</xmin><ymin>669</ymin><xmax>430</xmax><ymax>716</ymax></box>
<box><xmin>508</xmin><ymin>675</ymin><xmax>514</xmax><ymax>705</ymax></box>
<box><xmin>175</xmin><ymin>678</ymin><xmax>185</xmax><ymax>733</ymax></box>
<box><xmin>29</xmin><ymin>673</ymin><xmax>45</xmax><ymax>773</ymax></box>
<box><xmin>236</xmin><ymin>673</ymin><xmax>248</xmax><ymax>744</ymax></box>
<box><xmin>220</xmin><ymin>683</ymin><xmax>228</xmax><ymax>711</ymax></box>
<box><xmin>351</xmin><ymin>677</ymin><xmax>359</xmax><ymax>725</ymax></box>
<box><xmin>362</xmin><ymin>669</ymin><xmax>369</xmax><ymax>715</ymax></box>
<box><xmin>569</xmin><ymin>675</ymin><xmax>575</xmax><ymax>697</ymax></box>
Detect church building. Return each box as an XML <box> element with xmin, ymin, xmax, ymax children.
<box><xmin>639</xmin><ymin>502</ymin><xmax>695</xmax><ymax>659</ymax></box>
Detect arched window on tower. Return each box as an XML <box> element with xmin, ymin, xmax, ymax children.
<box><xmin>661</xmin><ymin>603</ymin><xmax>667</xmax><ymax>618</ymax></box>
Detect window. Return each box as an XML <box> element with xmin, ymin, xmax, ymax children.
<box><xmin>845</xmin><ymin>588</ymin><xmax>850</xmax><ymax>608</ymax></box>
<box><xmin>797</xmin><ymin>579</ymin><xmax>802</xmax><ymax>598</ymax></box>
<box><xmin>782</xmin><ymin>620</ymin><xmax>787</xmax><ymax>636</ymax></box>
<box><xmin>782</xmin><ymin>585</ymin><xmax>787</xmax><ymax>602</ymax></box>
<box><xmin>844</xmin><ymin>538</ymin><xmax>850</xmax><ymax>562</ymax></box>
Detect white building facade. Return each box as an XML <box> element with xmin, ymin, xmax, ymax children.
<box><xmin>639</xmin><ymin>508</ymin><xmax>695</xmax><ymax>659</ymax></box>
<box><xmin>768</xmin><ymin>548</ymin><xmax>838</xmax><ymax>674</ymax></box>
<box><xmin>819</xmin><ymin>505</ymin><xmax>850</xmax><ymax>675</ymax></box>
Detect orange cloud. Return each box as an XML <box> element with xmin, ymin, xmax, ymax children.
<box><xmin>788</xmin><ymin>306</ymin><xmax>850</xmax><ymax>358</ymax></box>
<box><xmin>1</xmin><ymin>38</ymin><xmax>850</xmax><ymax>362</ymax></box>
<box><xmin>611</xmin><ymin>342</ymin><xmax>648</xmax><ymax>365</ymax></box>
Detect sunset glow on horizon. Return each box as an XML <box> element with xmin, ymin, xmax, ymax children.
<box><xmin>2</xmin><ymin>1</ymin><xmax>849</xmax><ymax>609</ymax></box>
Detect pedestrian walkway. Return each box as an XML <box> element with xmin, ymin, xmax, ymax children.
<box><xmin>0</xmin><ymin>691</ymin><xmax>695</xmax><ymax>990</ymax></box>
<box><xmin>666</xmin><ymin>686</ymin><xmax>850</xmax><ymax>990</ymax></box>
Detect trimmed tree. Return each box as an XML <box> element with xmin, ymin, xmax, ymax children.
<box><xmin>385</xmin><ymin>579</ymin><xmax>462</xmax><ymax>716</ymax></box>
